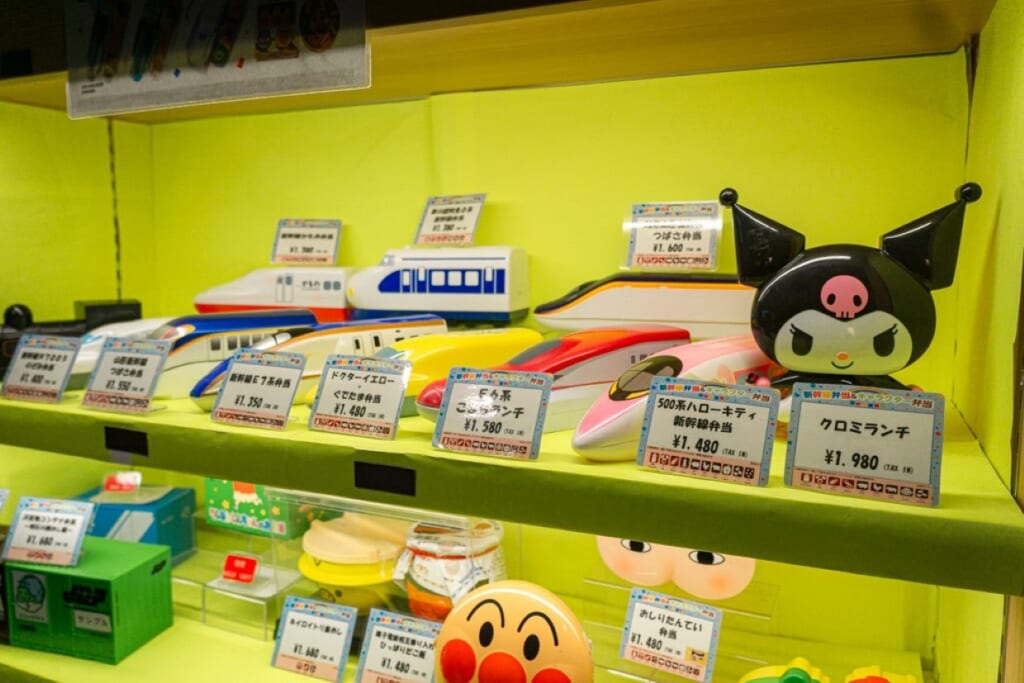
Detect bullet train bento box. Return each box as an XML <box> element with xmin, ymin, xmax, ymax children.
<box><xmin>194</xmin><ymin>267</ymin><xmax>355</xmax><ymax>322</ymax></box>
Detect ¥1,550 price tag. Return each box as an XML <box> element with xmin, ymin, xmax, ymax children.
<box><xmin>355</xmin><ymin>609</ymin><xmax>441</xmax><ymax>683</ymax></box>
<box><xmin>272</xmin><ymin>218</ymin><xmax>342</xmax><ymax>265</ymax></box>
<box><xmin>433</xmin><ymin>368</ymin><xmax>552</xmax><ymax>460</ymax></box>
<box><xmin>620</xmin><ymin>588</ymin><xmax>721</xmax><ymax>682</ymax></box>
<box><xmin>638</xmin><ymin>379</ymin><xmax>779</xmax><ymax>486</ymax></box>
<box><xmin>272</xmin><ymin>596</ymin><xmax>358</xmax><ymax>683</ymax></box>
<box><xmin>626</xmin><ymin>201</ymin><xmax>721</xmax><ymax>271</ymax></box>
<box><xmin>785</xmin><ymin>382</ymin><xmax>944</xmax><ymax>506</ymax></box>
<box><xmin>82</xmin><ymin>339</ymin><xmax>171</xmax><ymax>413</ymax></box>
<box><xmin>211</xmin><ymin>351</ymin><xmax>306</xmax><ymax>430</ymax></box>
<box><xmin>309</xmin><ymin>355</ymin><xmax>412</xmax><ymax>440</ymax></box>
<box><xmin>1</xmin><ymin>335</ymin><xmax>81</xmax><ymax>404</ymax></box>
<box><xmin>2</xmin><ymin>497</ymin><xmax>95</xmax><ymax>566</ymax></box>
<box><xmin>414</xmin><ymin>193</ymin><xmax>486</xmax><ymax>246</ymax></box>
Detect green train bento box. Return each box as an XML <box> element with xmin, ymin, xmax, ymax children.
<box><xmin>204</xmin><ymin>479</ymin><xmax>332</xmax><ymax>539</ymax></box>
<box><xmin>4</xmin><ymin>536</ymin><xmax>172</xmax><ymax>664</ymax></box>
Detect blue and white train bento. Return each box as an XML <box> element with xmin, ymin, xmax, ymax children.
<box><xmin>346</xmin><ymin>247</ymin><xmax>529</xmax><ymax>324</ymax></box>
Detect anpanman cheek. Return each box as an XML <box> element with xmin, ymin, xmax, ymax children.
<box><xmin>532</xmin><ymin>668</ymin><xmax>572</xmax><ymax>683</ymax></box>
<box><xmin>440</xmin><ymin>638</ymin><xmax>477</xmax><ymax>683</ymax></box>
<box><xmin>478</xmin><ymin>651</ymin><xmax>527</xmax><ymax>683</ymax></box>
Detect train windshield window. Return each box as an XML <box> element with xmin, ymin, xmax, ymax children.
<box><xmin>449</xmin><ymin>271</ymin><xmax>462</xmax><ymax>287</ymax></box>
<box><xmin>431</xmin><ymin>271</ymin><xmax>445</xmax><ymax>286</ymax></box>
<box><xmin>148</xmin><ymin>324</ymin><xmax>181</xmax><ymax>341</ymax></box>
<box><xmin>608</xmin><ymin>356</ymin><xmax>683</xmax><ymax>401</ymax></box>
<box><xmin>466</xmin><ymin>271</ymin><xmax>480</xmax><ymax>287</ymax></box>
<box><xmin>227</xmin><ymin>337</ymin><xmax>238</xmax><ymax>351</ymax></box>
<box><xmin>239</xmin><ymin>335</ymin><xmax>251</xmax><ymax>347</ymax></box>
<box><xmin>376</xmin><ymin>347</ymin><xmax>410</xmax><ymax>361</ymax></box>
<box><xmin>210</xmin><ymin>337</ymin><xmax>221</xmax><ymax>352</ymax></box>
<box><xmin>505</xmin><ymin>339</ymin><xmax>562</xmax><ymax>366</ymax></box>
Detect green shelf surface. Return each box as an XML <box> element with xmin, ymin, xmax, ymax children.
<box><xmin>1</xmin><ymin>393</ymin><xmax>1022</xmax><ymax>595</ymax></box>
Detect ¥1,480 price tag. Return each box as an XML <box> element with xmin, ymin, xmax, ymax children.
<box><xmin>309</xmin><ymin>355</ymin><xmax>411</xmax><ymax>440</ymax></box>
<box><xmin>2</xmin><ymin>497</ymin><xmax>95</xmax><ymax>566</ymax></box>
<box><xmin>785</xmin><ymin>382</ymin><xmax>944</xmax><ymax>506</ymax></box>
<box><xmin>355</xmin><ymin>609</ymin><xmax>441</xmax><ymax>683</ymax></box>
<box><xmin>272</xmin><ymin>596</ymin><xmax>358</xmax><ymax>683</ymax></box>
<box><xmin>433</xmin><ymin>368</ymin><xmax>552</xmax><ymax>460</ymax></box>
<box><xmin>638</xmin><ymin>379</ymin><xmax>779</xmax><ymax>486</ymax></box>
<box><xmin>414</xmin><ymin>193</ymin><xmax>486</xmax><ymax>246</ymax></box>
<box><xmin>626</xmin><ymin>201</ymin><xmax>721</xmax><ymax>270</ymax></box>
<box><xmin>620</xmin><ymin>588</ymin><xmax>721</xmax><ymax>682</ymax></box>
<box><xmin>1</xmin><ymin>335</ymin><xmax>80</xmax><ymax>403</ymax></box>
<box><xmin>82</xmin><ymin>339</ymin><xmax>171</xmax><ymax>413</ymax></box>
<box><xmin>272</xmin><ymin>218</ymin><xmax>342</xmax><ymax>264</ymax></box>
<box><xmin>211</xmin><ymin>351</ymin><xmax>306</xmax><ymax>430</ymax></box>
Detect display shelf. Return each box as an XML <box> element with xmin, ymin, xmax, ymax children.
<box><xmin>0</xmin><ymin>0</ymin><xmax>996</xmax><ymax>122</ymax></box>
<box><xmin>1</xmin><ymin>394</ymin><xmax>1022</xmax><ymax>595</ymax></box>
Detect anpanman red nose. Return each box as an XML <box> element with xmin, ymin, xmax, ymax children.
<box><xmin>440</xmin><ymin>638</ymin><xmax>477</xmax><ymax>683</ymax></box>
<box><xmin>478</xmin><ymin>651</ymin><xmax>527</xmax><ymax>683</ymax></box>
<box><xmin>531</xmin><ymin>668</ymin><xmax>572</xmax><ymax>683</ymax></box>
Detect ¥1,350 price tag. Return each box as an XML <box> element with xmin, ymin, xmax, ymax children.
<box><xmin>626</xmin><ymin>201</ymin><xmax>721</xmax><ymax>270</ymax></box>
<box><xmin>638</xmin><ymin>379</ymin><xmax>779</xmax><ymax>486</ymax></box>
<box><xmin>2</xmin><ymin>497</ymin><xmax>95</xmax><ymax>566</ymax></box>
<box><xmin>620</xmin><ymin>588</ymin><xmax>721</xmax><ymax>682</ymax></box>
<box><xmin>308</xmin><ymin>355</ymin><xmax>412</xmax><ymax>440</ymax></box>
<box><xmin>355</xmin><ymin>609</ymin><xmax>441</xmax><ymax>683</ymax></box>
<box><xmin>414</xmin><ymin>193</ymin><xmax>486</xmax><ymax>246</ymax></box>
<box><xmin>82</xmin><ymin>339</ymin><xmax>171</xmax><ymax>413</ymax></box>
<box><xmin>211</xmin><ymin>350</ymin><xmax>306</xmax><ymax>430</ymax></box>
<box><xmin>433</xmin><ymin>368</ymin><xmax>552</xmax><ymax>460</ymax></box>
<box><xmin>272</xmin><ymin>596</ymin><xmax>358</xmax><ymax>683</ymax></box>
<box><xmin>272</xmin><ymin>218</ymin><xmax>342</xmax><ymax>264</ymax></box>
<box><xmin>1</xmin><ymin>335</ymin><xmax>80</xmax><ymax>404</ymax></box>
<box><xmin>785</xmin><ymin>382</ymin><xmax>944</xmax><ymax>506</ymax></box>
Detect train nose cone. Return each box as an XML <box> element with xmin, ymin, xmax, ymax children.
<box><xmin>415</xmin><ymin>380</ymin><xmax>446</xmax><ymax>421</ymax></box>
<box><xmin>571</xmin><ymin>401</ymin><xmax>647</xmax><ymax>462</ymax></box>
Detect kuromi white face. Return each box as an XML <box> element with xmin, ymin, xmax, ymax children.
<box><xmin>773</xmin><ymin>310</ymin><xmax>913</xmax><ymax>375</ymax></box>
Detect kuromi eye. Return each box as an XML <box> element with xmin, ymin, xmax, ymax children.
<box><xmin>873</xmin><ymin>325</ymin><xmax>897</xmax><ymax>357</ymax></box>
<box><xmin>688</xmin><ymin>550</ymin><xmax>725</xmax><ymax>566</ymax></box>
<box><xmin>621</xmin><ymin>540</ymin><xmax>652</xmax><ymax>553</ymax></box>
<box><xmin>479</xmin><ymin>621</ymin><xmax>494</xmax><ymax>647</ymax></box>
<box><xmin>790</xmin><ymin>325</ymin><xmax>813</xmax><ymax>356</ymax></box>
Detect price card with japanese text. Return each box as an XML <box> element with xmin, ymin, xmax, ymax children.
<box><xmin>433</xmin><ymin>368</ymin><xmax>552</xmax><ymax>460</ymax></box>
<box><xmin>1</xmin><ymin>335</ymin><xmax>80</xmax><ymax>404</ymax></box>
<box><xmin>82</xmin><ymin>339</ymin><xmax>171</xmax><ymax>413</ymax></box>
<box><xmin>272</xmin><ymin>596</ymin><xmax>358</xmax><ymax>683</ymax></box>
<box><xmin>272</xmin><ymin>219</ymin><xmax>342</xmax><ymax>264</ymax></box>
<box><xmin>637</xmin><ymin>379</ymin><xmax>779</xmax><ymax>486</ymax></box>
<box><xmin>355</xmin><ymin>609</ymin><xmax>441</xmax><ymax>683</ymax></box>
<box><xmin>414</xmin><ymin>194</ymin><xmax>486</xmax><ymax>246</ymax></box>
<box><xmin>620</xmin><ymin>588</ymin><xmax>721</xmax><ymax>682</ymax></box>
<box><xmin>626</xmin><ymin>201</ymin><xmax>721</xmax><ymax>270</ymax></box>
<box><xmin>211</xmin><ymin>351</ymin><xmax>306</xmax><ymax>430</ymax></box>
<box><xmin>103</xmin><ymin>471</ymin><xmax>142</xmax><ymax>493</ymax></box>
<box><xmin>308</xmin><ymin>355</ymin><xmax>412</xmax><ymax>440</ymax></box>
<box><xmin>2</xmin><ymin>497</ymin><xmax>95</xmax><ymax>566</ymax></box>
<box><xmin>785</xmin><ymin>383</ymin><xmax>944</xmax><ymax>506</ymax></box>
<box><xmin>221</xmin><ymin>554</ymin><xmax>259</xmax><ymax>584</ymax></box>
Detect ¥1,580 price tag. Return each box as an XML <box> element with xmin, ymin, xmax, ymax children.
<box><xmin>272</xmin><ymin>596</ymin><xmax>358</xmax><ymax>683</ymax></box>
<box><xmin>414</xmin><ymin>193</ymin><xmax>486</xmax><ymax>246</ymax></box>
<box><xmin>355</xmin><ymin>609</ymin><xmax>441</xmax><ymax>683</ymax></box>
<box><xmin>433</xmin><ymin>368</ymin><xmax>552</xmax><ymax>460</ymax></box>
<box><xmin>785</xmin><ymin>382</ymin><xmax>944</xmax><ymax>506</ymax></box>
<box><xmin>620</xmin><ymin>588</ymin><xmax>721</xmax><ymax>682</ymax></box>
<box><xmin>82</xmin><ymin>339</ymin><xmax>171</xmax><ymax>413</ymax></box>
<box><xmin>272</xmin><ymin>218</ymin><xmax>342</xmax><ymax>264</ymax></box>
<box><xmin>1</xmin><ymin>335</ymin><xmax>80</xmax><ymax>404</ymax></box>
<box><xmin>626</xmin><ymin>201</ymin><xmax>721</xmax><ymax>270</ymax></box>
<box><xmin>2</xmin><ymin>497</ymin><xmax>95</xmax><ymax>566</ymax></box>
<box><xmin>211</xmin><ymin>351</ymin><xmax>306</xmax><ymax>430</ymax></box>
<box><xmin>309</xmin><ymin>355</ymin><xmax>411</xmax><ymax>440</ymax></box>
<box><xmin>638</xmin><ymin>379</ymin><xmax>779</xmax><ymax>486</ymax></box>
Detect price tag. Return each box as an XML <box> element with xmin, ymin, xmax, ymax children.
<box><xmin>221</xmin><ymin>553</ymin><xmax>259</xmax><ymax>584</ymax></box>
<box><xmin>785</xmin><ymin>383</ymin><xmax>944</xmax><ymax>506</ymax></box>
<box><xmin>0</xmin><ymin>488</ymin><xmax>9</xmax><ymax>516</ymax></box>
<box><xmin>81</xmin><ymin>339</ymin><xmax>171</xmax><ymax>413</ymax></box>
<box><xmin>433</xmin><ymin>368</ymin><xmax>552</xmax><ymax>460</ymax></box>
<box><xmin>102</xmin><ymin>471</ymin><xmax>142</xmax><ymax>493</ymax></box>
<box><xmin>414</xmin><ymin>194</ymin><xmax>486</xmax><ymax>246</ymax></box>
<box><xmin>637</xmin><ymin>379</ymin><xmax>779</xmax><ymax>486</ymax></box>
<box><xmin>1</xmin><ymin>335</ymin><xmax>81</xmax><ymax>403</ymax></box>
<box><xmin>272</xmin><ymin>596</ymin><xmax>358</xmax><ymax>683</ymax></box>
<box><xmin>211</xmin><ymin>351</ymin><xmax>306</xmax><ymax>431</ymax></box>
<box><xmin>2</xmin><ymin>497</ymin><xmax>94</xmax><ymax>566</ymax></box>
<box><xmin>355</xmin><ymin>609</ymin><xmax>441</xmax><ymax>683</ymax></box>
<box><xmin>620</xmin><ymin>588</ymin><xmax>721</xmax><ymax>682</ymax></box>
<box><xmin>309</xmin><ymin>355</ymin><xmax>411</xmax><ymax>440</ymax></box>
<box><xmin>272</xmin><ymin>218</ymin><xmax>342</xmax><ymax>264</ymax></box>
<box><xmin>626</xmin><ymin>201</ymin><xmax>721</xmax><ymax>270</ymax></box>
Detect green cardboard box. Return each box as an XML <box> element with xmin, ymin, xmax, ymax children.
<box><xmin>204</xmin><ymin>478</ymin><xmax>330</xmax><ymax>539</ymax></box>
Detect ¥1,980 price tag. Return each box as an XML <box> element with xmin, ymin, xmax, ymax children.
<box><xmin>272</xmin><ymin>218</ymin><xmax>342</xmax><ymax>265</ymax></box>
<box><xmin>211</xmin><ymin>351</ymin><xmax>306</xmax><ymax>430</ymax></box>
<box><xmin>620</xmin><ymin>588</ymin><xmax>721</xmax><ymax>682</ymax></box>
<box><xmin>414</xmin><ymin>193</ymin><xmax>486</xmax><ymax>246</ymax></box>
<box><xmin>309</xmin><ymin>355</ymin><xmax>412</xmax><ymax>440</ymax></box>
<box><xmin>355</xmin><ymin>609</ymin><xmax>441</xmax><ymax>683</ymax></box>
<box><xmin>785</xmin><ymin>382</ymin><xmax>944</xmax><ymax>506</ymax></box>
<box><xmin>638</xmin><ymin>379</ymin><xmax>779</xmax><ymax>486</ymax></box>
<box><xmin>626</xmin><ymin>201</ymin><xmax>721</xmax><ymax>271</ymax></box>
<box><xmin>82</xmin><ymin>339</ymin><xmax>171</xmax><ymax>413</ymax></box>
<box><xmin>433</xmin><ymin>368</ymin><xmax>552</xmax><ymax>460</ymax></box>
<box><xmin>1</xmin><ymin>335</ymin><xmax>81</xmax><ymax>404</ymax></box>
<box><xmin>2</xmin><ymin>497</ymin><xmax>95</xmax><ymax>566</ymax></box>
<box><xmin>272</xmin><ymin>596</ymin><xmax>357</xmax><ymax>683</ymax></box>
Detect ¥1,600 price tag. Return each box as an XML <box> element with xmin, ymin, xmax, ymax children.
<box><xmin>2</xmin><ymin>497</ymin><xmax>95</xmax><ymax>566</ymax></box>
<box><xmin>211</xmin><ymin>351</ymin><xmax>306</xmax><ymax>430</ymax></box>
<box><xmin>785</xmin><ymin>382</ymin><xmax>944</xmax><ymax>506</ymax></box>
<box><xmin>309</xmin><ymin>355</ymin><xmax>411</xmax><ymax>440</ymax></box>
<box><xmin>1</xmin><ymin>335</ymin><xmax>80</xmax><ymax>404</ymax></box>
<box><xmin>82</xmin><ymin>339</ymin><xmax>171</xmax><ymax>413</ymax></box>
<box><xmin>272</xmin><ymin>596</ymin><xmax>357</xmax><ymax>683</ymax></box>
<box><xmin>620</xmin><ymin>588</ymin><xmax>721</xmax><ymax>682</ymax></box>
<box><xmin>626</xmin><ymin>201</ymin><xmax>721</xmax><ymax>270</ymax></box>
<box><xmin>355</xmin><ymin>609</ymin><xmax>441</xmax><ymax>683</ymax></box>
<box><xmin>414</xmin><ymin>193</ymin><xmax>486</xmax><ymax>246</ymax></box>
<box><xmin>433</xmin><ymin>368</ymin><xmax>552</xmax><ymax>460</ymax></box>
<box><xmin>638</xmin><ymin>379</ymin><xmax>779</xmax><ymax>486</ymax></box>
<box><xmin>272</xmin><ymin>218</ymin><xmax>342</xmax><ymax>265</ymax></box>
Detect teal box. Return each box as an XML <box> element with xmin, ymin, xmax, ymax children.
<box><xmin>5</xmin><ymin>536</ymin><xmax>173</xmax><ymax>664</ymax></box>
